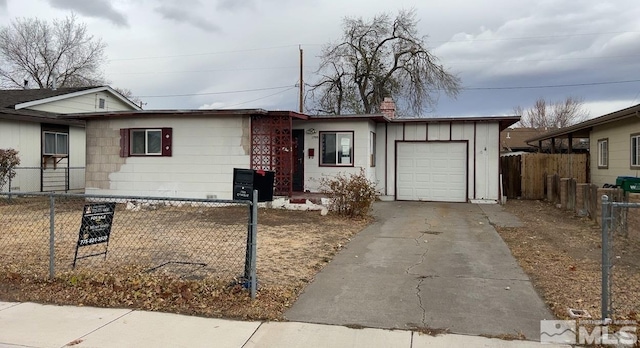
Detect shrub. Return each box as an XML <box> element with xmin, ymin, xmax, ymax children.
<box><xmin>319</xmin><ymin>169</ymin><xmax>378</xmax><ymax>218</ymax></box>
<box><xmin>0</xmin><ymin>148</ymin><xmax>20</xmax><ymax>190</ymax></box>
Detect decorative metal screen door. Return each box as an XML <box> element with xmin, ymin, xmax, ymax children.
<box><xmin>250</xmin><ymin>115</ymin><xmax>293</xmax><ymax>196</ymax></box>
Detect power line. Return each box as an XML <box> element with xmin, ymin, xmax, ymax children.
<box><xmin>431</xmin><ymin>30</ymin><xmax>640</xmax><ymax>44</ymax></box>
<box><xmin>105</xmin><ymin>31</ymin><xmax>640</xmax><ymax>63</ymax></box>
<box><xmin>222</xmin><ymin>87</ymin><xmax>296</xmax><ymax>109</ymax></box>
<box><xmin>464</xmin><ymin>79</ymin><xmax>640</xmax><ymax>91</ymax></box>
<box><xmin>133</xmin><ymin>79</ymin><xmax>640</xmax><ymax>100</ymax></box>
<box><xmin>107</xmin><ymin>44</ymin><xmax>301</xmax><ymax>62</ymax></box>
<box><xmin>137</xmin><ymin>85</ymin><xmax>294</xmax><ymax>98</ymax></box>
<box><xmin>450</xmin><ymin>54</ymin><xmax>640</xmax><ymax>64</ymax></box>
<box><xmin>108</xmin><ymin>66</ymin><xmax>297</xmax><ymax>76</ymax></box>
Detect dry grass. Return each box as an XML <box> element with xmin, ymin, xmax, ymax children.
<box><xmin>495</xmin><ymin>199</ymin><xmax>640</xmax><ymax>324</ymax></box>
<box><xmin>0</xmin><ymin>197</ymin><xmax>370</xmax><ymax>320</ymax></box>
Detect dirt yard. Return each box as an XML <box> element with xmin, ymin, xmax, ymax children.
<box><xmin>0</xmin><ymin>197</ymin><xmax>370</xmax><ymax>320</ymax></box>
<box><xmin>495</xmin><ymin>199</ymin><xmax>640</xmax><ymax>323</ymax></box>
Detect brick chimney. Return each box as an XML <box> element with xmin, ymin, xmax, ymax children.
<box><xmin>380</xmin><ymin>97</ymin><xmax>396</xmax><ymax>119</ymax></box>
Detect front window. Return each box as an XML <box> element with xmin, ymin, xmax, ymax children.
<box><xmin>131</xmin><ymin>129</ymin><xmax>162</xmax><ymax>155</ymax></box>
<box><xmin>43</xmin><ymin>132</ymin><xmax>69</xmax><ymax>156</ymax></box>
<box><xmin>320</xmin><ymin>131</ymin><xmax>353</xmax><ymax>166</ymax></box>
<box><xmin>597</xmin><ymin>138</ymin><xmax>608</xmax><ymax>168</ymax></box>
<box><xmin>632</xmin><ymin>134</ymin><xmax>640</xmax><ymax>168</ymax></box>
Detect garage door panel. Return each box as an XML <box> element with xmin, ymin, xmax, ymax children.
<box><xmin>396</xmin><ymin>142</ymin><xmax>467</xmax><ymax>202</ymax></box>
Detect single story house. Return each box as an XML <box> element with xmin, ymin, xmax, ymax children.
<box><xmin>526</xmin><ymin>103</ymin><xmax>640</xmax><ymax>187</ymax></box>
<box><xmin>66</xmin><ymin>100</ymin><xmax>518</xmax><ymax>202</ymax></box>
<box><xmin>0</xmin><ymin>86</ymin><xmax>140</xmax><ymax>192</ymax></box>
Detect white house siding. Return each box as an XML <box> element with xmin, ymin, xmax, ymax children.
<box><xmin>382</xmin><ymin>121</ymin><xmax>500</xmax><ymax>201</ymax></box>
<box><xmin>68</xmin><ymin>126</ymin><xmax>86</xmax><ymax>190</ymax></box>
<box><xmin>85</xmin><ymin>116</ymin><xmax>251</xmax><ymax>199</ymax></box>
<box><xmin>590</xmin><ymin>118</ymin><xmax>640</xmax><ymax>187</ymax></box>
<box><xmin>27</xmin><ymin>91</ymin><xmax>132</xmax><ymax>114</ymax></box>
<box><xmin>0</xmin><ymin>119</ymin><xmax>41</xmax><ymax>191</ymax></box>
<box><xmin>292</xmin><ymin>119</ymin><xmax>376</xmax><ymax>192</ymax></box>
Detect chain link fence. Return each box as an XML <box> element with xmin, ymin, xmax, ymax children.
<box><xmin>600</xmin><ymin>195</ymin><xmax>640</xmax><ymax>321</ymax></box>
<box><xmin>0</xmin><ymin>167</ymin><xmax>85</xmax><ymax>193</ymax></box>
<box><xmin>0</xmin><ymin>192</ymin><xmax>258</xmax><ymax>297</ymax></box>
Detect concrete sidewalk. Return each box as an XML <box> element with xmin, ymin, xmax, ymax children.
<box><xmin>0</xmin><ymin>302</ymin><xmax>569</xmax><ymax>348</ymax></box>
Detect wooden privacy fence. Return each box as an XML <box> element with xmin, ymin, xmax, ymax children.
<box><xmin>501</xmin><ymin>153</ymin><xmax>588</xmax><ymax>199</ymax></box>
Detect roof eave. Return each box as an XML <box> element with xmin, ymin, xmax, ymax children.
<box><xmin>14</xmin><ymin>86</ymin><xmax>142</xmax><ymax>111</ymax></box>
<box><xmin>525</xmin><ymin>104</ymin><xmax>640</xmax><ymax>143</ymax></box>
<box><xmin>62</xmin><ymin>109</ymin><xmax>270</xmax><ymax>119</ymax></box>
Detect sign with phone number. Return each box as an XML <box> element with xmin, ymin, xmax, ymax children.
<box><xmin>77</xmin><ymin>202</ymin><xmax>115</xmax><ymax>247</ymax></box>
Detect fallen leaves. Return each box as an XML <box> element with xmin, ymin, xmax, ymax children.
<box><xmin>0</xmin><ymin>208</ymin><xmax>370</xmax><ymax>321</ymax></box>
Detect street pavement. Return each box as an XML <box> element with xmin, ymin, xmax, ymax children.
<box><xmin>285</xmin><ymin>201</ymin><xmax>553</xmax><ymax>340</ymax></box>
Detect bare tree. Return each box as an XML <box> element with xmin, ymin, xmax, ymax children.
<box><xmin>307</xmin><ymin>9</ymin><xmax>460</xmax><ymax>116</ymax></box>
<box><xmin>515</xmin><ymin>96</ymin><xmax>588</xmax><ymax>129</ymax></box>
<box><xmin>113</xmin><ymin>87</ymin><xmax>143</xmax><ymax>108</ymax></box>
<box><xmin>0</xmin><ymin>14</ymin><xmax>107</xmax><ymax>89</ymax></box>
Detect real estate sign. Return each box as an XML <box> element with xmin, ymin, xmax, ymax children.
<box><xmin>77</xmin><ymin>202</ymin><xmax>116</xmax><ymax>246</ymax></box>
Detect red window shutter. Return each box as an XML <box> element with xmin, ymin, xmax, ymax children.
<box><xmin>119</xmin><ymin>128</ymin><xmax>129</xmax><ymax>157</ymax></box>
<box><xmin>162</xmin><ymin>128</ymin><xmax>172</xmax><ymax>156</ymax></box>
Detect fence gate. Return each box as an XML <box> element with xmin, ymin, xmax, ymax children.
<box><xmin>600</xmin><ymin>195</ymin><xmax>640</xmax><ymax>320</ymax></box>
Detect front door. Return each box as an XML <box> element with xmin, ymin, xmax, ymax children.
<box><xmin>292</xmin><ymin>129</ymin><xmax>305</xmax><ymax>192</ymax></box>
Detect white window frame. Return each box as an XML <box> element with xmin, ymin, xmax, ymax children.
<box><xmin>131</xmin><ymin>129</ymin><xmax>162</xmax><ymax>155</ymax></box>
<box><xmin>43</xmin><ymin>131</ymin><xmax>69</xmax><ymax>156</ymax></box>
<box><xmin>320</xmin><ymin>131</ymin><xmax>354</xmax><ymax>166</ymax></box>
<box><xmin>98</xmin><ymin>98</ymin><xmax>106</xmax><ymax>109</ymax></box>
<box><xmin>632</xmin><ymin>134</ymin><xmax>640</xmax><ymax>168</ymax></box>
<box><xmin>597</xmin><ymin>138</ymin><xmax>608</xmax><ymax>168</ymax></box>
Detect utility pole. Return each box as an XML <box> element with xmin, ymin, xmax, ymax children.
<box><xmin>299</xmin><ymin>45</ymin><xmax>304</xmax><ymax>113</ymax></box>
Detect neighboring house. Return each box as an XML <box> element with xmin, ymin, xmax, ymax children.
<box><xmin>501</xmin><ymin>127</ymin><xmax>588</xmax><ymax>154</ymax></box>
<box><xmin>67</xmin><ymin>99</ymin><xmax>519</xmax><ymax>203</ymax></box>
<box><xmin>500</xmin><ymin>128</ymin><xmax>539</xmax><ymax>153</ymax></box>
<box><xmin>0</xmin><ymin>86</ymin><xmax>140</xmax><ymax>192</ymax></box>
<box><xmin>526</xmin><ymin>103</ymin><xmax>640</xmax><ymax>187</ymax></box>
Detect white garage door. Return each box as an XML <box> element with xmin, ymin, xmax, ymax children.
<box><xmin>396</xmin><ymin>142</ymin><xmax>467</xmax><ymax>202</ymax></box>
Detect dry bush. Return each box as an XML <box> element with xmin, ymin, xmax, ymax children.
<box><xmin>319</xmin><ymin>169</ymin><xmax>378</xmax><ymax>217</ymax></box>
<box><xmin>0</xmin><ymin>148</ymin><xmax>20</xmax><ymax>189</ymax></box>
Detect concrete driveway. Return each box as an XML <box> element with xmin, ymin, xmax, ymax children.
<box><xmin>284</xmin><ymin>202</ymin><xmax>554</xmax><ymax>340</ymax></box>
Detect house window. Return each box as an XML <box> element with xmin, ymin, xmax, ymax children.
<box><xmin>98</xmin><ymin>98</ymin><xmax>106</xmax><ymax>109</ymax></box>
<box><xmin>320</xmin><ymin>131</ymin><xmax>353</xmax><ymax>166</ymax></box>
<box><xmin>120</xmin><ymin>128</ymin><xmax>172</xmax><ymax>157</ymax></box>
<box><xmin>43</xmin><ymin>132</ymin><xmax>69</xmax><ymax>156</ymax></box>
<box><xmin>370</xmin><ymin>131</ymin><xmax>376</xmax><ymax>167</ymax></box>
<box><xmin>632</xmin><ymin>134</ymin><xmax>640</xmax><ymax>168</ymax></box>
<box><xmin>132</xmin><ymin>129</ymin><xmax>162</xmax><ymax>155</ymax></box>
<box><xmin>597</xmin><ymin>138</ymin><xmax>608</xmax><ymax>169</ymax></box>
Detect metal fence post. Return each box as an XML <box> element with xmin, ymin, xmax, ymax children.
<box><xmin>49</xmin><ymin>194</ymin><xmax>55</xmax><ymax>279</ymax></box>
<box><xmin>250</xmin><ymin>190</ymin><xmax>258</xmax><ymax>300</ymax></box>
<box><xmin>7</xmin><ymin>175</ymin><xmax>11</xmax><ymax>202</ymax></box>
<box><xmin>65</xmin><ymin>166</ymin><xmax>69</xmax><ymax>192</ymax></box>
<box><xmin>601</xmin><ymin>194</ymin><xmax>610</xmax><ymax>321</ymax></box>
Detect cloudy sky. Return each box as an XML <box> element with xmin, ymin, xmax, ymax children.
<box><xmin>1</xmin><ymin>0</ymin><xmax>639</xmax><ymax>118</ymax></box>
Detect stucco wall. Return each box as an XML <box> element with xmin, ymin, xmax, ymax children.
<box><xmin>292</xmin><ymin>119</ymin><xmax>377</xmax><ymax>192</ymax></box>
<box><xmin>590</xmin><ymin>117</ymin><xmax>640</xmax><ymax>187</ymax></box>
<box><xmin>85</xmin><ymin>116</ymin><xmax>251</xmax><ymax>199</ymax></box>
<box><xmin>28</xmin><ymin>91</ymin><xmax>133</xmax><ymax>114</ymax></box>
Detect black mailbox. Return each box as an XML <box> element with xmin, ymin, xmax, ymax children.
<box><xmin>233</xmin><ymin>168</ymin><xmax>275</xmax><ymax>202</ymax></box>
